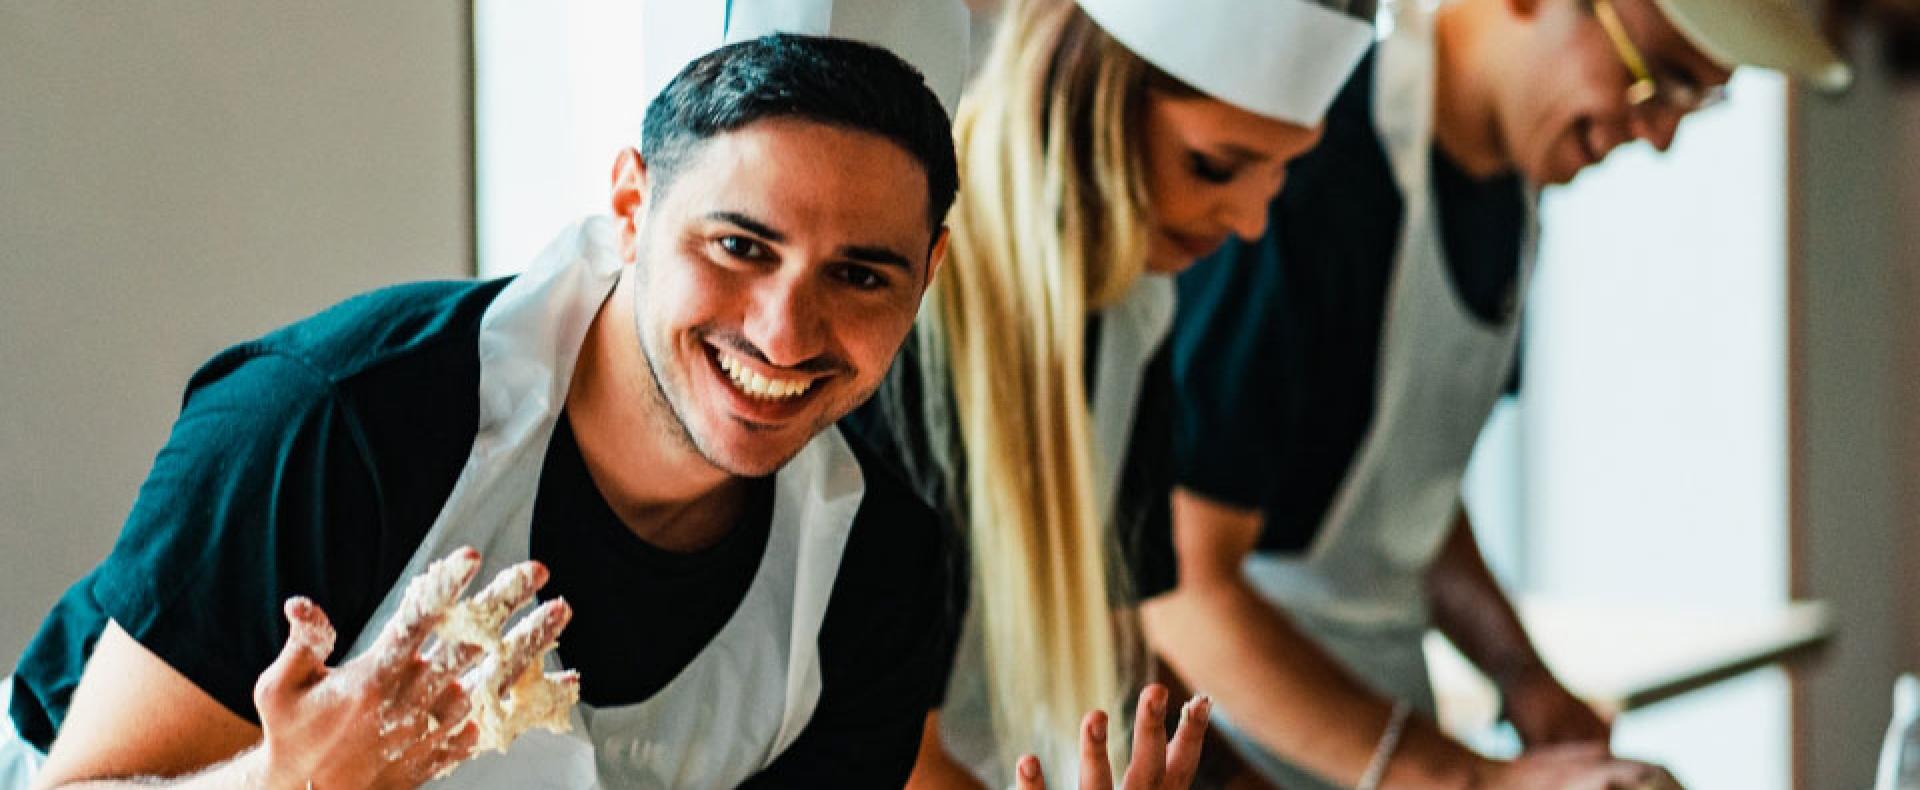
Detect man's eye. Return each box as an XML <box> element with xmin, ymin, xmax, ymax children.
<box><xmin>834</xmin><ymin>264</ymin><xmax>888</xmax><ymax>291</ymax></box>
<box><xmin>1188</xmin><ymin>152</ymin><xmax>1238</xmax><ymax>185</ymax></box>
<box><xmin>717</xmin><ymin>236</ymin><xmax>770</xmax><ymax>260</ymax></box>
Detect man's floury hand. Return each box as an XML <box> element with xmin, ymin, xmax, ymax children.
<box><xmin>249</xmin><ymin>548</ymin><xmax>571</xmax><ymax>790</ymax></box>
<box><xmin>1014</xmin><ymin>684</ymin><xmax>1211</xmax><ymax>790</ymax></box>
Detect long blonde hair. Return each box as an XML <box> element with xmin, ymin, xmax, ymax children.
<box><xmin>916</xmin><ymin>0</ymin><xmax>1195</xmax><ymax>768</ymax></box>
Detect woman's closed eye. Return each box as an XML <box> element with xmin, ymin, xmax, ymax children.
<box><xmin>1188</xmin><ymin>151</ymin><xmax>1240</xmax><ymax>185</ymax></box>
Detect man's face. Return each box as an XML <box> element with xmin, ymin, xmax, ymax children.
<box><xmin>614</xmin><ymin>119</ymin><xmax>947</xmax><ymax>477</ymax></box>
<box><xmin>1493</xmin><ymin>0</ymin><xmax>1733</xmax><ymax>185</ymax></box>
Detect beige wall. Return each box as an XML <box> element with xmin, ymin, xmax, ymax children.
<box><xmin>0</xmin><ymin>3</ymin><xmax>471</xmax><ymax>666</ymax></box>
<box><xmin>1788</xmin><ymin>28</ymin><xmax>1920</xmax><ymax>789</ymax></box>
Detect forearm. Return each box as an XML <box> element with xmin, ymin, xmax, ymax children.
<box><xmin>1423</xmin><ymin>507</ymin><xmax>1546</xmax><ymax>691</ymax></box>
<box><xmin>43</xmin><ymin>745</ymin><xmax>294</xmax><ymax>790</ymax></box>
<box><xmin>1142</xmin><ymin>579</ymin><xmax>1489</xmax><ymax>790</ymax></box>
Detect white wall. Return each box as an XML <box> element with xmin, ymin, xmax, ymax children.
<box><xmin>0</xmin><ymin>2</ymin><xmax>472</xmax><ymax>666</ymax></box>
<box><xmin>1518</xmin><ymin>69</ymin><xmax>1793</xmax><ymax>789</ymax></box>
<box><xmin>474</xmin><ymin>0</ymin><xmax>645</xmax><ymax>277</ymax></box>
<box><xmin>1789</xmin><ymin>27</ymin><xmax>1920</xmax><ymax>789</ymax></box>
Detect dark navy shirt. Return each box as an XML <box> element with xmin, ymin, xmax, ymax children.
<box><xmin>10</xmin><ymin>277</ymin><xmax>952</xmax><ymax>787</ymax></box>
<box><xmin>1170</xmin><ymin>53</ymin><xmax>1528</xmax><ymax>554</ymax></box>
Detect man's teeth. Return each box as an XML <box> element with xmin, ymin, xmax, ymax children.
<box><xmin>716</xmin><ymin>350</ymin><xmax>813</xmax><ymax>401</ymax></box>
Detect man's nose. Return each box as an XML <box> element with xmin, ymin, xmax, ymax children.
<box><xmin>743</xmin><ymin>277</ymin><xmax>828</xmax><ymax>368</ymax></box>
<box><xmin>1629</xmin><ymin>105</ymin><xmax>1682</xmax><ymax>152</ymax></box>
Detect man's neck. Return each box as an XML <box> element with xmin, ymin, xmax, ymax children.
<box><xmin>1431</xmin><ymin>0</ymin><xmax>1515</xmax><ymax>180</ymax></box>
<box><xmin>564</xmin><ymin>268</ymin><xmax>747</xmax><ymax>553</ymax></box>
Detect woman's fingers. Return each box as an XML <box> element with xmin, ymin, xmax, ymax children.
<box><xmin>1015</xmin><ymin>754</ymin><xmax>1048</xmax><ymax>790</ymax></box>
<box><xmin>1162</xmin><ymin>695</ymin><xmax>1210</xmax><ymax>789</ymax></box>
<box><xmin>1122</xmin><ymin>685</ymin><xmax>1168</xmax><ymax>789</ymax></box>
<box><xmin>1080</xmin><ymin>709</ymin><xmax>1114</xmax><ymax>790</ymax></box>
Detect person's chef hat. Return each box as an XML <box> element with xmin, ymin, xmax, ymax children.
<box><xmin>1650</xmin><ymin>0</ymin><xmax>1852</xmax><ymax>91</ymax></box>
<box><xmin>1075</xmin><ymin>0</ymin><xmax>1376</xmax><ymax>126</ymax></box>
<box><xmin>641</xmin><ymin>0</ymin><xmax>971</xmax><ymax>117</ymax></box>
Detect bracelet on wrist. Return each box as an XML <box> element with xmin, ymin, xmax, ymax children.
<box><xmin>1357</xmin><ymin>700</ymin><xmax>1413</xmax><ymax>790</ymax></box>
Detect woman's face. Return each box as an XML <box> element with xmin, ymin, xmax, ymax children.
<box><xmin>1140</xmin><ymin>92</ymin><xmax>1323</xmax><ymax>273</ymax></box>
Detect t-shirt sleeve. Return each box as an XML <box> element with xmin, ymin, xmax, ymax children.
<box><xmin>87</xmin><ymin>348</ymin><xmax>383</xmax><ymax>725</ymax></box>
<box><xmin>741</xmin><ymin>485</ymin><xmax>955</xmax><ymax>788</ymax></box>
<box><xmin>1169</xmin><ymin>230</ymin><xmax>1288</xmax><ymax>511</ymax></box>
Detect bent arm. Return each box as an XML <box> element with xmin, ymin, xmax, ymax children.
<box><xmin>34</xmin><ymin>620</ymin><xmax>274</xmax><ymax>790</ymax></box>
<box><xmin>1424</xmin><ymin>507</ymin><xmax>1544</xmax><ymax>697</ymax></box>
<box><xmin>1141</xmin><ymin>488</ymin><xmax>1491</xmax><ymax>789</ymax></box>
<box><xmin>1426</xmin><ymin>507</ymin><xmax>1607</xmax><ymax>747</ymax></box>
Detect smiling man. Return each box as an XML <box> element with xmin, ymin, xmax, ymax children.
<box><xmin>6</xmin><ymin>33</ymin><xmax>959</xmax><ymax>789</ymax></box>
<box><xmin>1152</xmin><ymin>0</ymin><xmax>1848</xmax><ymax>786</ymax></box>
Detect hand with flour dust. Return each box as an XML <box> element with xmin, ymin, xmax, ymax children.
<box><xmin>249</xmin><ymin>547</ymin><xmax>576</xmax><ymax>790</ymax></box>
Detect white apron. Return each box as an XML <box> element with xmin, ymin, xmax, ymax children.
<box><xmin>351</xmin><ymin>216</ymin><xmax>864</xmax><ymax>789</ymax></box>
<box><xmin>0</xmin><ymin>681</ymin><xmax>45</xmax><ymax>788</ymax></box>
<box><xmin>1209</xmin><ymin>3</ymin><xmax>1536</xmax><ymax>786</ymax></box>
<box><xmin>938</xmin><ymin>275</ymin><xmax>1177</xmax><ymax>788</ymax></box>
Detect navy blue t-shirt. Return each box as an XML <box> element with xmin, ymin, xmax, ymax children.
<box><xmin>1170</xmin><ymin>53</ymin><xmax>1528</xmax><ymax>554</ymax></box>
<box><xmin>9</xmin><ymin>277</ymin><xmax>953</xmax><ymax>787</ymax></box>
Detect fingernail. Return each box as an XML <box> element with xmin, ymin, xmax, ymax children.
<box><xmin>1019</xmin><ymin>756</ymin><xmax>1039</xmax><ymax>780</ymax></box>
<box><xmin>1091</xmin><ymin>713</ymin><xmax>1107</xmax><ymax>742</ymax></box>
<box><xmin>1148</xmin><ymin>690</ymin><xmax>1165</xmax><ymax>719</ymax></box>
<box><xmin>1195</xmin><ymin>695</ymin><xmax>1212</xmax><ymax>719</ymax></box>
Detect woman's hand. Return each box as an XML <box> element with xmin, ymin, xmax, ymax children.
<box><xmin>1014</xmin><ymin>684</ymin><xmax>1212</xmax><ymax>790</ymax></box>
<box><xmin>249</xmin><ymin>548</ymin><xmax>568</xmax><ymax>790</ymax></box>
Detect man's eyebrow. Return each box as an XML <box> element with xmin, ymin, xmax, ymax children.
<box><xmin>707</xmin><ymin>211</ymin><xmax>787</xmax><ymax>243</ymax></box>
<box><xmin>839</xmin><ymin>244</ymin><xmax>914</xmax><ymax>271</ymax></box>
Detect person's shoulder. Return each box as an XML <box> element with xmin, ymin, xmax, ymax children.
<box><xmin>175</xmin><ymin>277</ymin><xmax>510</xmax><ymax>424</ymax></box>
<box><xmin>249</xmin><ymin>277</ymin><xmax>512</xmax><ymax>382</ymax></box>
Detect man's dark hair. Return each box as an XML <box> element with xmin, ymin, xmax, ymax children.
<box><xmin>642</xmin><ymin>33</ymin><xmax>958</xmax><ymax>233</ymax></box>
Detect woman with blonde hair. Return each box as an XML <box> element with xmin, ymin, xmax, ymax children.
<box><xmin>844</xmin><ymin>0</ymin><xmax>1374</xmax><ymax>785</ymax></box>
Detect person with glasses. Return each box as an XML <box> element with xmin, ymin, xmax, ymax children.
<box><xmin>1150</xmin><ymin>0</ymin><xmax>1849</xmax><ymax>785</ymax></box>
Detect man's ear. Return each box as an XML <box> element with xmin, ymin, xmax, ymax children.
<box><xmin>922</xmin><ymin>226</ymin><xmax>951</xmax><ymax>291</ymax></box>
<box><xmin>610</xmin><ymin>148</ymin><xmax>649</xmax><ymax>263</ymax></box>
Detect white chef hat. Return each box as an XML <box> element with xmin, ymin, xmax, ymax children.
<box><xmin>1651</xmin><ymin>0</ymin><xmax>1852</xmax><ymax>92</ymax></box>
<box><xmin>1075</xmin><ymin>0</ymin><xmax>1376</xmax><ymax>126</ymax></box>
<box><xmin>640</xmin><ymin>0</ymin><xmax>972</xmax><ymax>116</ymax></box>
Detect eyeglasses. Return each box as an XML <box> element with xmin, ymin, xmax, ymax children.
<box><xmin>1590</xmin><ymin>0</ymin><xmax>1727</xmax><ymax>113</ymax></box>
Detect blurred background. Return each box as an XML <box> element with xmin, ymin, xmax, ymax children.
<box><xmin>3</xmin><ymin>1</ymin><xmax>1916</xmax><ymax>786</ymax></box>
